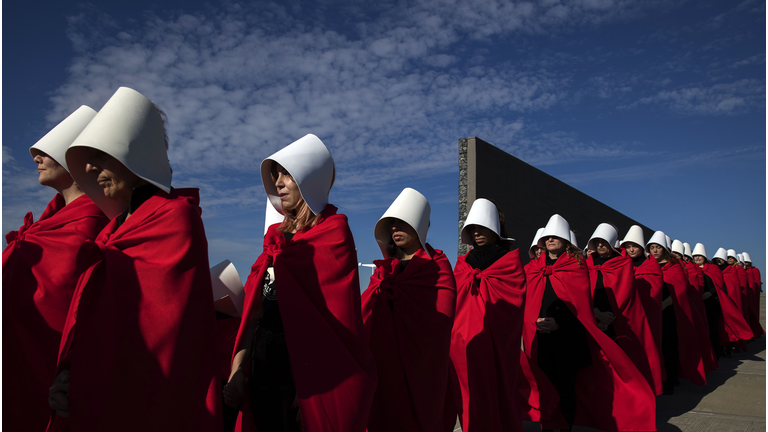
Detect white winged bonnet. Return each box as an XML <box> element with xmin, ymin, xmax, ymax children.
<box><xmin>374</xmin><ymin>188</ymin><xmax>430</xmax><ymax>258</ymax></box>
<box><xmin>30</xmin><ymin>105</ymin><xmax>97</xmax><ymax>173</ymax></box>
<box><xmin>713</xmin><ymin>248</ymin><xmax>728</xmax><ymax>262</ymax></box>
<box><xmin>620</xmin><ymin>225</ymin><xmax>645</xmax><ymax>249</ymax></box>
<box><xmin>261</xmin><ymin>134</ymin><xmax>335</xmax><ymax>216</ymax></box>
<box><xmin>646</xmin><ymin>231</ymin><xmax>669</xmax><ymax>253</ymax></box>
<box><xmin>66</xmin><ymin>87</ymin><xmax>172</xmax><ymax>219</ymax></box>
<box><xmin>460</xmin><ymin>198</ymin><xmax>514</xmax><ymax>245</ymax></box>
<box><xmin>587</xmin><ymin>223</ymin><xmax>619</xmax><ymax>255</ymax></box>
<box><xmin>537</xmin><ymin>214</ymin><xmax>571</xmax><ymax>248</ymax></box>
<box><xmin>529</xmin><ymin>227</ymin><xmax>545</xmax><ymax>259</ymax></box>
<box><xmin>210</xmin><ymin>260</ymin><xmax>245</xmax><ymax>317</ymax></box>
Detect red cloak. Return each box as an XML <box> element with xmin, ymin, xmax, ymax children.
<box><xmin>361</xmin><ymin>245</ymin><xmax>456</xmax><ymax>432</ymax></box>
<box><xmin>450</xmin><ymin>249</ymin><xmax>526</xmax><ymax>432</ymax></box>
<box><xmin>700</xmin><ymin>263</ymin><xmax>752</xmax><ymax>344</ymax></box>
<box><xmin>736</xmin><ymin>266</ymin><xmax>750</xmax><ymax>320</ymax></box>
<box><xmin>722</xmin><ymin>265</ymin><xmax>745</xmax><ymax>316</ymax></box>
<box><xmin>660</xmin><ymin>261</ymin><xmax>707</xmax><ymax>385</ymax></box>
<box><xmin>682</xmin><ymin>261</ymin><xmax>717</xmax><ymax>372</ymax></box>
<box><xmin>49</xmin><ymin>189</ymin><xmax>222</xmax><ymax>431</ymax></box>
<box><xmin>234</xmin><ymin>205</ymin><xmax>377</xmax><ymax>432</ymax></box>
<box><xmin>519</xmin><ymin>253</ymin><xmax>656</xmax><ymax>431</ymax></box>
<box><xmin>587</xmin><ymin>252</ymin><xmax>662</xmax><ymax>395</ymax></box>
<box><xmin>744</xmin><ymin>267</ymin><xmax>765</xmax><ymax>337</ymax></box>
<box><xmin>747</xmin><ymin>267</ymin><xmax>764</xmax><ymax>337</ymax></box>
<box><xmin>631</xmin><ymin>255</ymin><xmax>665</xmax><ymax>381</ymax></box>
<box><xmin>3</xmin><ymin>194</ymin><xmax>108</xmax><ymax>432</ymax></box>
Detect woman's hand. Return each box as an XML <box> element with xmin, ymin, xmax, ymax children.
<box><xmin>661</xmin><ymin>297</ymin><xmax>673</xmax><ymax>310</ymax></box>
<box><xmin>536</xmin><ymin>317</ymin><xmax>559</xmax><ymax>333</ymax></box>
<box><xmin>291</xmin><ymin>393</ymin><xmax>302</xmax><ymax>429</ymax></box>
<box><xmin>49</xmin><ymin>369</ymin><xmax>71</xmax><ymax>418</ymax></box>
<box><xmin>594</xmin><ymin>309</ymin><xmax>615</xmax><ymax>331</ymax></box>
<box><xmin>223</xmin><ymin>369</ymin><xmax>247</xmax><ymax>407</ymax></box>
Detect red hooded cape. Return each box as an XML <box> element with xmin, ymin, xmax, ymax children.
<box><xmin>722</xmin><ymin>266</ymin><xmax>745</xmax><ymax>316</ymax></box>
<box><xmin>747</xmin><ymin>267</ymin><xmax>764</xmax><ymax>337</ymax></box>
<box><xmin>233</xmin><ymin>205</ymin><xmax>377</xmax><ymax>432</ymax></box>
<box><xmin>450</xmin><ymin>249</ymin><xmax>526</xmax><ymax>432</ymax></box>
<box><xmin>519</xmin><ymin>253</ymin><xmax>656</xmax><ymax>432</ymax></box>
<box><xmin>682</xmin><ymin>261</ymin><xmax>717</xmax><ymax>372</ymax></box>
<box><xmin>743</xmin><ymin>267</ymin><xmax>764</xmax><ymax>337</ymax></box>
<box><xmin>631</xmin><ymin>255</ymin><xmax>665</xmax><ymax>381</ymax></box>
<box><xmin>49</xmin><ymin>189</ymin><xmax>222</xmax><ymax>431</ymax></box>
<box><xmin>587</xmin><ymin>252</ymin><xmax>662</xmax><ymax>395</ymax></box>
<box><xmin>660</xmin><ymin>261</ymin><xmax>707</xmax><ymax>385</ymax></box>
<box><xmin>700</xmin><ymin>263</ymin><xmax>752</xmax><ymax>344</ymax></box>
<box><xmin>736</xmin><ymin>266</ymin><xmax>750</xmax><ymax>320</ymax></box>
<box><xmin>3</xmin><ymin>194</ymin><xmax>108</xmax><ymax>431</ymax></box>
<box><xmin>361</xmin><ymin>245</ymin><xmax>456</xmax><ymax>432</ymax></box>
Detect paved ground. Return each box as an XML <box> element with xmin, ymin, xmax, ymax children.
<box><xmin>454</xmin><ymin>294</ymin><xmax>766</xmax><ymax>432</ymax></box>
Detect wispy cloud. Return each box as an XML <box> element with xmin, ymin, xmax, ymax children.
<box><xmin>619</xmin><ymin>79</ymin><xmax>765</xmax><ymax>115</ymax></box>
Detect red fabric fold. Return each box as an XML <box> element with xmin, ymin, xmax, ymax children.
<box><xmin>450</xmin><ymin>249</ymin><xmax>526</xmax><ymax>432</ymax></box>
<box><xmin>701</xmin><ymin>263</ymin><xmax>752</xmax><ymax>343</ymax></box>
<box><xmin>747</xmin><ymin>267</ymin><xmax>764</xmax><ymax>337</ymax></box>
<box><xmin>631</xmin><ymin>255</ymin><xmax>665</xmax><ymax>382</ymax></box>
<box><xmin>660</xmin><ymin>261</ymin><xmax>707</xmax><ymax>385</ymax></box>
<box><xmin>682</xmin><ymin>261</ymin><xmax>717</xmax><ymax>372</ymax></box>
<box><xmin>361</xmin><ymin>245</ymin><xmax>456</xmax><ymax>432</ymax></box>
<box><xmin>587</xmin><ymin>252</ymin><xmax>663</xmax><ymax>395</ymax></box>
<box><xmin>50</xmin><ymin>189</ymin><xmax>222</xmax><ymax>431</ymax></box>
<box><xmin>3</xmin><ymin>194</ymin><xmax>108</xmax><ymax>431</ymax></box>
<box><xmin>234</xmin><ymin>205</ymin><xmax>377</xmax><ymax>432</ymax></box>
<box><xmin>722</xmin><ymin>265</ymin><xmax>745</xmax><ymax>316</ymax></box>
<box><xmin>519</xmin><ymin>253</ymin><xmax>656</xmax><ymax>431</ymax></box>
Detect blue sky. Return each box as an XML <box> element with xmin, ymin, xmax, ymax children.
<box><xmin>3</xmin><ymin>0</ymin><xmax>766</xmax><ymax>289</ymax></box>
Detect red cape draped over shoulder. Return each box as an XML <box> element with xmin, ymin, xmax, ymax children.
<box><xmin>450</xmin><ymin>249</ymin><xmax>526</xmax><ymax>432</ymax></box>
<box><xmin>682</xmin><ymin>261</ymin><xmax>717</xmax><ymax>372</ymax></box>
<box><xmin>632</xmin><ymin>255</ymin><xmax>665</xmax><ymax>381</ymax></box>
<box><xmin>49</xmin><ymin>189</ymin><xmax>222</xmax><ymax>432</ymax></box>
<box><xmin>587</xmin><ymin>252</ymin><xmax>662</xmax><ymax>395</ymax></box>
<box><xmin>3</xmin><ymin>194</ymin><xmax>108</xmax><ymax>431</ymax></box>
<box><xmin>736</xmin><ymin>266</ymin><xmax>750</xmax><ymax>320</ymax></box>
<box><xmin>747</xmin><ymin>267</ymin><xmax>764</xmax><ymax>337</ymax></box>
<box><xmin>701</xmin><ymin>263</ymin><xmax>752</xmax><ymax>344</ymax></box>
<box><xmin>722</xmin><ymin>266</ymin><xmax>745</xmax><ymax>316</ymax></box>
<box><xmin>234</xmin><ymin>205</ymin><xmax>377</xmax><ymax>432</ymax></box>
<box><xmin>519</xmin><ymin>253</ymin><xmax>656</xmax><ymax>431</ymax></box>
<box><xmin>361</xmin><ymin>245</ymin><xmax>456</xmax><ymax>432</ymax></box>
<box><xmin>743</xmin><ymin>267</ymin><xmax>764</xmax><ymax>337</ymax></box>
<box><xmin>660</xmin><ymin>261</ymin><xmax>707</xmax><ymax>385</ymax></box>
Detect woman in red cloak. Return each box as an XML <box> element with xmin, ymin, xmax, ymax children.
<box><xmin>226</xmin><ymin>134</ymin><xmax>377</xmax><ymax>432</ymax></box>
<box><xmin>646</xmin><ymin>231</ymin><xmax>706</xmax><ymax>395</ymax></box>
<box><xmin>449</xmin><ymin>198</ymin><xmax>525</xmax><ymax>432</ymax></box>
<box><xmin>361</xmin><ymin>187</ymin><xmax>456</xmax><ymax>432</ymax></box>
<box><xmin>714</xmin><ymin>248</ymin><xmax>748</xmax><ymax>355</ymax></box>
<box><xmin>692</xmin><ymin>244</ymin><xmax>752</xmax><ymax>359</ymax></box>
<box><xmin>48</xmin><ymin>87</ymin><xmax>222</xmax><ymax>431</ymax></box>
<box><xmin>519</xmin><ymin>214</ymin><xmax>655</xmax><ymax>432</ymax></box>
<box><xmin>742</xmin><ymin>254</ymin><xmax>765</xmax><ymax>339</ymax></box>
<box><xmin>671</xmin><ymin>240</ymin><xmax>717</xmax><ymax>373</ymax></box>
<box><xmin>620</xmin><ymin>225</ymin><xmax>665</xmax><ymax>384</ymax></box>
<box><xmin>586</xmin><ymin>224</ymin><xmax>662</xmax><ymax>395</ymax></box>
<box><xmin>3</xmin><ymin>106</ymin><xmax>108</xmax><ymax>432</ymax></box>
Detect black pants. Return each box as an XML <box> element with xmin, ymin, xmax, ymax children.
<box><xmin>704</xmin><ymin>298</ymin><xmax>722</xmax><ymax>359</ymax></box>
<box><xmin>249</xmin><ymin>330</ymin><xmax>301</xmax><ymax>432</ymax></box>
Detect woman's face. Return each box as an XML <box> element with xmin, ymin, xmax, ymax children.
<box><xmin>672</xmin><ymin>252</ymin><xmax>684</xmax><ymax>261</ymax></box>
<box><xmin>694</xmin><ymin>255</ymin><xmax>706</xmax><ymax>266</ymax></box>
<box><xmin>713</xmin><ymin>258</ymin><xmax>725</xmax><ymax>266</ymax></box>
<box><xmin>649</xmin><ymin>243</ymin><xmax>665</xmax><ymax>260</ymax></box>
<box><xmin>273</xmin><ymin>163</ymin><xmax>302</xmax><ymax>212</ymax></box>
<box><xmin>533</xmin><ymin>247</ymin><xmax>543</xmax><ymax>259</ymax></box>
<box><xmin>471</xmin><ymin>225</ymin><xmax>497</xmax><ymax>247</ymax></box>
<box><xmin>390</xmin><ymin>219</ymin><xmax>421</xmax><ymax>255</ymax></box>
<box><xmin>545</xmin><ymin>236</ymin><xmax>566</xmax><ymax>254</ymax></box>
<box><xmin>727</xmin><ymin>257</ymin><xmax>737</xmax><ymax>266</ymax></box>
<box><xmin>84</xmin><ymin>149</ymin><xmax>144</xmax><ymax>206</ymax></box>
<box><xmin>594</xmin><ymin>239</ymin><xmax>612</xmax><ymax>258</ymax></box>
<box><xmin>624</xmin><ymin>242</ymin><xmax>644</xmax><ymax>259</ymax></box>
<box><xmin>33</xmin><ymin>152</ymin><xmax>69</xmax><ymax>188</ymax></box>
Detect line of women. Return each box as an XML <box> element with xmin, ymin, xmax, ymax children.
<box><xmin>4</xmin><ymin>85</ymin><xmax>763</xmax><ymax>432</ymax></box>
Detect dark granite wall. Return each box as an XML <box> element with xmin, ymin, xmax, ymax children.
<box><xmin>458</xmin><ymin>137</ymin><xmax>654</xmax><ymax>262</ymax></box>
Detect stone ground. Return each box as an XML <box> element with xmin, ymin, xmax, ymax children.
<box><xmin>453</xmin><ymin>294</ymin><xmax>766</xmax><ymax>432</ymax></box>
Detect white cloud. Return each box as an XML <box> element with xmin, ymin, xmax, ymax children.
<box><xmin>619</xmin><ymin>79</ymin><xmax>765</xmax><ymax>115</ymax></box>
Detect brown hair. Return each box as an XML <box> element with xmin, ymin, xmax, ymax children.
<box><xmin>565</xmin><ymin>244</ymin><xmax>584</xmax><ymax>267</ymax></box>
<box><xmin>270</xmin><ymin>163</ymin><xmax>321</xmax><ymax>233</ymax></box>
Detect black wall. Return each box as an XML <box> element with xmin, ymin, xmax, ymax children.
<box><xmin>458</xmin><ymin>137</ymin><xmax>654</xmax><ymax>261</ymax></box>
